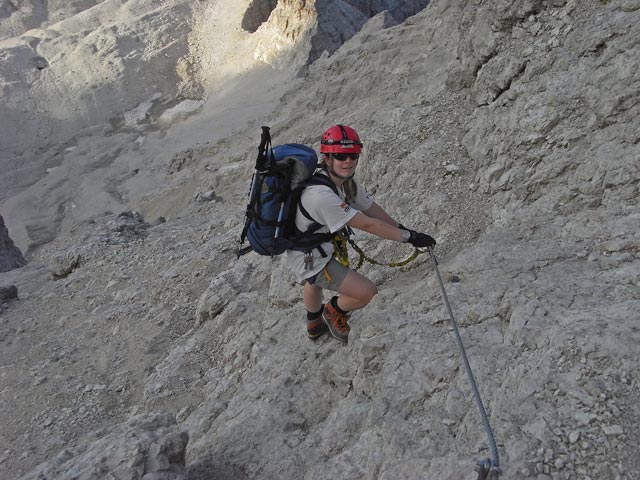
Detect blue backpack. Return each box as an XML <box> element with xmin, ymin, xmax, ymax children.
<box><xmin>238</xmin><ymin>127</ymin><xmax>338</xmax><ymax>257</ymax></box>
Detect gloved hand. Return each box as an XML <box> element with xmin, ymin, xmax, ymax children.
<box><xmin>407</xmin><ymin>230</ymin><xmax>436</xmax><ymax>248</ymax></box>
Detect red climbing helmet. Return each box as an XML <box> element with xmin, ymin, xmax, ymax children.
<box><xmin>320</xmin><ymin>125</ymin><xmax>363</xmax><ymax>154</ymax></box>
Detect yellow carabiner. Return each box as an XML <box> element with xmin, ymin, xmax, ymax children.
<box><xmin>332</xmin><ymin>234</ymin><xmax>350</xmax><ymax>267</ymax></box>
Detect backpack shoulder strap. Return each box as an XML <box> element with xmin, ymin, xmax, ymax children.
<box><xmin>285</xmin><ymin>173</ymin><xmax>342</xmax><ymax>253</ymax></box>
<box><xmin>306</xmin><ymin>173</ymin><xmax>339</xmax><ymax>194</ymax></box>
<box><xmin>297</xmin><ymin>173</ymin><xmax>339</xmax><ymax>225</ymax></box>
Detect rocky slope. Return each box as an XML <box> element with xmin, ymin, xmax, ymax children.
<box><xmin>0</xmin><ymin>1</ymin><xmax>104</xmax><ymax>40</ymax></box>
<box><xmin>1</xmin><ymin>0</ymin><xmax>639</xmax><ymax>479</ymax></box>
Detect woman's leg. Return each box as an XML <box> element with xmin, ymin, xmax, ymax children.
<box><xmin>335</xmin><ymin>269</ymin><xmax>378</xmax><ymax>312</ymax></box>
<box><xmin>321</xmin><ymin>269</ymin><xmax>377</xmax><ymax>342</ymax></box>
<box><xmin>303</xmin><ymin>281</ymin><xmax>327</xmax><ymax>340</ymax></box>
<box><xmin>303</xmin><ymin>282</ymin><xmax>324</xmax><ymax>312</ymax></box>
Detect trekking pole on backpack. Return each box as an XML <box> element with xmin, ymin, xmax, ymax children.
<box><xmin>427</xmin><ymin>246</ymin><xmax>501</xmax><ymax>480</ymax></box>
<box><xmin>255</xmin><ymin>126</ymin><xmax>272</xmax><ymax>171</ymax></box>
<box><xmin>238</xmin><ymin>127</ymin><xmax>273</xmax><ymax>256</ymax></box>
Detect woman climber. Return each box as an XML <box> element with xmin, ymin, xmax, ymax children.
<box><xmin>286</xmin><ymin>124</ymin><xmax>436</xmax><ymax>342</ymax></box>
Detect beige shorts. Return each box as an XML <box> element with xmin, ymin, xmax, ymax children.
<box><xmin>303</xmin><ymin>257</ymin><xmax>349</xmax><ymax>292</ymax></box>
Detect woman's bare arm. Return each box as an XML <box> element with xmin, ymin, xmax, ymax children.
<box><xmin>363</xmin><ymin>202</ymin><xmax>399</xmax><ymax>227</ymax></box>
<box><xmin>347</xmin><ymin>212</ymin><xmax>404</xmax><ymax>241</ymax></box>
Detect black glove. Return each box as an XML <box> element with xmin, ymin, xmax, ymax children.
<box><xmin>407</xmin><ymin>230</ymin><xmax>436</xmax><ymax>248</ymax></box>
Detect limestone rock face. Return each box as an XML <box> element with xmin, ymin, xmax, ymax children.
<box><xmin>238</xmin><ymin>0</ymin><xmax>432</xmax><ymax>67</ymax></box>
<box><xmin>0</xmin><ymin>0</ymin><xmax>103</xmax><ymax>39</ymax></box>
<box><xmin>0</xmin><ymin>214</ymin><xmax>25</xmax><ymax>272</ymax></box>
<box><xmin>249</xmin><ymin>0</ymin><xmax>318</xmax><ymax>67</ymax></box>
<box><xmin>1</xmin><ymin>1</ymin><xmax>640</xmax><ymax>480</ymax></box>
<box><xmin>241</xmin><ymin>0</ymin><xmax>278</xmax><ymax>33</ymax></box>
<box><xmin>19</xmin><ymin>413</ymin><xmax>189</xmax><ymax>480</ymax></box>
<box><xmin>458</xmin><ymin>0</ymin><xmax>640</xmax><ymax>234</ymax></box>
<box><xmin>0</xmin><ymin>0</ymin><xmax>197</xmax><ymax>155</ymax></box>
<box><xmin>311</xmin><ymin>0</ymin><xmax>431</xmax><ymax>62</ymax></box>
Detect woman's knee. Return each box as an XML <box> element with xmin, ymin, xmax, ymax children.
<box><xmin>361</xmin><ymin>280</ymin><xmax>378</xmax><ymax>303</ymax></box>
<box><xmin>339</xmin><ymin>270</ymin><xmax>378</xmax><ymax>306</ymax></box>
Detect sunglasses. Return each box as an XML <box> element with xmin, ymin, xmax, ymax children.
<box><xmin>331</xmin><ymin>153</ymin><xmax>360</xmax><ymax>161</ymax></box>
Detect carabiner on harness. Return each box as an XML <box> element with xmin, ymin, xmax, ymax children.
<box><xmin>332</xmin><ymin>232</ymin><xmax>351</xmax><ymax>267</ymax></box>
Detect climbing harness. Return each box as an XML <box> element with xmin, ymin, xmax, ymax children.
<box><xmin>332</xmin><ymin>233</ymin><xmax>426</xmax><ymax>270</ymax></box>
<box><xmin>428</xmin><ymin>247</ymin><xmax>501</xmax><ymax>480</ymax></box>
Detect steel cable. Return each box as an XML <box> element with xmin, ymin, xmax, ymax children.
<box><xmin>428</xmin><ymin>247</ymin><xmax>501</xmax><ymax>479</ymax></box>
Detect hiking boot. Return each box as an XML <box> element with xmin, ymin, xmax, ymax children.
<box><xmin>307</xmin><ymin>315</ymin><xmax>328</xmax><ymax>340</ymax></box>
<box><xmin>322</xmin><ymin>301</ymin><xmax>350</xmax><ymax>343</ymax></box>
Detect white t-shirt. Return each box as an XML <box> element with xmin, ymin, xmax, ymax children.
<box><xmin>286</xmin><ymin>172</ymin><xmax>373</xmax><ymax>280</ymax></box>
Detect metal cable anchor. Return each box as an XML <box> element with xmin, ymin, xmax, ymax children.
<box><xmin>475</xmin><ymin>458</ymin><xmax>501</xmax><ymax>480</ymax></box>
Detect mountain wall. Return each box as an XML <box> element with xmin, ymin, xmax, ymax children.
<box><xmin>0</xmin><ymin>0</ymin><xmax>104</xmax><ymax>39</ymax></box>
<box><xmin>0</xmin><ymin>1</ymin><xmax>638</xmax><ymax>480</ymax></box>
<box><xmin>0</xmin><ymin>0</ymin><xmax>196</xmax><ymax>157</ymax></box>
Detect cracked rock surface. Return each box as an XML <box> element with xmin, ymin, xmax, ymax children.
<box><xmin>1</xmin><ymin>0</ymin><xmax>639</xmax><ymax>479</ymax></box>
